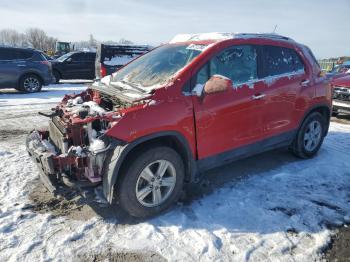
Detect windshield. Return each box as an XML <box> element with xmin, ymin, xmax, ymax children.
<box><xmin>110</xmin><ymin>44</ymin><xmax>206</xmax><ymax>91</ymax></box>
<box><xmin>56</xmin><ymin>52</ymin><xmax>73</xmax><ymax>62</ymax></box>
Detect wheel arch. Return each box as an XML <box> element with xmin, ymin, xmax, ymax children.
<box><xmin>299</xmin><ymin>104</ymin><xmax>331</xmax><ymax>136</ymax></box>
<box><xmin>18</xmin><ymin>71</ymin><xmax>44</xmax><ymax>86</ymax></box>
<box><xmin>103</xmin><ymin>131</ymin><xmax>197</xmax><ymax>203</ymax></box>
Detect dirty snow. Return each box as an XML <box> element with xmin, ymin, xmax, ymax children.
<box><xmin>1</xmin><ymin>82</ymin><xmax>350</xmax><ymax>261</ymax></box>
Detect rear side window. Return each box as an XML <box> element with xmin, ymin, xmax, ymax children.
<box><xmin>71</xmin><ymin>53</ymin><xmax>84</xmax><ymax>62</ymax></box>
<box><xmin>16</xmin><ymin>50</ymin><xmax>33</xmax><ymax>60</ymax></box>
<box><xmin>0</xmin><ymin>48</ymin><xmax>17</xmax><ymax>60</ymax></box>
<box><xmin>196</xmin><ymin>45</ymin><xmax>258</xmax><ymax>86</ymax></box>
<box><xmin>262</xmin><ymin>46</ymin><xmax>304</xmax><ymax>77</ymax></box>
<box><xmin>0</xmin><ymin>48</ymin><xmax>33</xmax><ymax>60</ymax></box>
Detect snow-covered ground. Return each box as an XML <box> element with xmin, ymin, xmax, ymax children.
<box><xmin>0</xmin><ymin>83</ymin><xmax>350</xmax><ymax>261</ymax></box>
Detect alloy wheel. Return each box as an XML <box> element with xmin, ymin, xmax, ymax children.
<box><xmin>304</xmin><ymin>120</ymin><xmax>322</xmax><ymax>152</ymax></box>
<box><xmin>23</xmin><ymin>77</ymin><xmax>40</xmax><ymax>92</ymax></box>
<box><xmin>135</xmin><ymin>160</ymin><xmax>177</xmax><ymax>207</ymax></box>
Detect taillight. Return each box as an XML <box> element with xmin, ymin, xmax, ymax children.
<box><xmin>100</xmin><ymin>64</ymin><xmax>107</xmax><ymax>78</ymax></box>
<box><xmin>41</xmin><ymin>60</ymin><xmax>52</xmax><ymax>70</ymax></box>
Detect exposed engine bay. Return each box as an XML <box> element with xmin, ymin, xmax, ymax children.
<box><xmin>27</xmin><ymin>84</ymin><xmax>151</xmax><ymax>189</ymax></box>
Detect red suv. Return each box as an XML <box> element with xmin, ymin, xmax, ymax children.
<box><xmin>26</xmin><ymin>33</ymin><xmax>332</xmax><ymax>218</ymax></box>
<box><xmin>331</xmin><ymin>74</ymin><xmax>350</xmax><ymax>115</ymax></box>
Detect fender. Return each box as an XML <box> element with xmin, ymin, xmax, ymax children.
<box><xmin>102</xmin><ymin>131</ymin><xmax>197</xmax><ymax>203</ymax></box>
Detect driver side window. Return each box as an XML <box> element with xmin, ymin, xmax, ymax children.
<box><xmin>70</xmin><ymin>53</ymin><xmax>83</xmax><ymax>62</ymax></box>
<box><xmin>195</xmin><ymin>45</ymin><xmax>258</xmax><ymax>87</ymax></box>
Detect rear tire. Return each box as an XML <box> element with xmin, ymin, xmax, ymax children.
<box><xmin>290</xmin><ymin>112</ymin><xmax>326</xmax><ymax>158</ymax></box>
<box><xmin>19</xmin><ymin>74</ymin><xmax>42</xmax><ymax>93</ymax></box>
<box><xmin>117</xmin><ymin>146</ymin><xmax>184</xmax><ymax>218</ymax></box>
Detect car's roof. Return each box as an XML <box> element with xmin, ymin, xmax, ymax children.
<box><xmin>71</xmin><ymin>50</ymin><xmax>96</xmax><ymax>54</ymax></box>
<box><xmin>0</xmin><ymin>46</ymin><xmax>37</xmax><ymax>52</ymax></box>
<box><xmin>169</xmin><ymin>32</ymin><xmax>296</xmax><ymax>45</ymax></box>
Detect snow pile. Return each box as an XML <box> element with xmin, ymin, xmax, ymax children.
<box><xmin>169</xmin><ymin>33</ymin><xmax>294</xmax><ymax>44</ymax></box>
<box><xmin>66</xmin><ymin>101</ymin><xmax>106</xmax><ymax>117</ymax></box>
<box><xmin>0</xmin><ymin>81</ymin><xmax>87</xmax><ymax>107</ymax></box>
<box><xmin>0</xmin><ymin>89</ymin><xmax>350</xmax><ymax>262</ymax></box>
<box><xmin>82</xmin><ymin>101</ymin><xmax>106</xmax><ymax>115</ymax></box>
<box><xmin>170</xmin><ymin>32</ymin><xmax>235</xmax><ymax>43</ymax></box>
<box><xmin>104</xmin><ymin>55</ymin><xmax>136</xmax><ymax>66</ymax></box>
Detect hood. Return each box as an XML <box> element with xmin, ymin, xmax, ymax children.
<box><xmin>331</xmin><ymin>75</ymin><xmax>350</xmax><ymax>88</ymax></box>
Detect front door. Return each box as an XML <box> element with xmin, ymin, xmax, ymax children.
<box><xmin>192</xmin><ymin>45</ymin><xmax>267</xmax><ymax>162</ymax></box>
<box><xmin>63</xmin><ymin>53</ymin><xmax>89</xmax><ymax>79</ymax></box>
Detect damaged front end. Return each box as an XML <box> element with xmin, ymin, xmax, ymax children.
<box><xmin>26</xmin><ymin>86</ymin><xmax>149</xmax><ymax>194</ymax></box>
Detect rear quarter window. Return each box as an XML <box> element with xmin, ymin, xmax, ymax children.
<box><xmin>32</xmin><ymin>52</ymin><xmax>47</xmax><ymax>61</ymax></box>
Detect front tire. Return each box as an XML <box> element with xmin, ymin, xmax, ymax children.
<box><xmin>332</xmin><ymin>110</ymin><xmax>339</xmax><ymax>117</ymax></box>
<box><xmin>290</xmin><ymin>112</ymin><xmax>326</xmax><ymax>158</ymax></box>
<box><xmin>19</xmin><ymin>74</ymin><xmax>42</xmax><ymax>93</ymax></box>
<box><xmin>117</xmin><ymin>146</ymin><xmax>184</xmax><ymax>218</ymax></box>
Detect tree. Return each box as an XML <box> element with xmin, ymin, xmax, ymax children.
<box><xmin>119</xmin><ymin>38</ymin><xmax>133</xmax><ymax>45</ymax></box>
<box><xmin>88</xmin><ymin>34</ymin><xmax>97</xmax><ymax>48</ymax></box>
<box><xmin>0</xmin><ymin>29</ymin><xmax>27</xmax><ymax>47</ymax></box>
<box><xmin>25</xmin><ymin>28</ymin><xmax>57</xmax><ymax>51</ymax></box>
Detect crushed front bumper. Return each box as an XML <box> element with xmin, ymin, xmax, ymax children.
<box><xmin>26</xmin><ymin>130</ymin><xmax>104</xmax><ymax>194</ymax></box>
<box><xmin>26</xmin><ymin>131</ymin><xmax>58</xmax><ymax>192</ymax></box>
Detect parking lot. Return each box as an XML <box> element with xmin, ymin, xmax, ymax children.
<box><xmin>0</xmin><ymin>82</ymin><xmax>349</xmax><ymax>261</ymax></box>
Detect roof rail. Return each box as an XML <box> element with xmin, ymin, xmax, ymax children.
<box><xmin>235</xmin><ymin>33</ymin><xmax>295</xmax><ymax>42</ymax></box>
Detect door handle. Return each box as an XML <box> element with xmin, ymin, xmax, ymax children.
<box><xmin>301</xmin><ymin>79</ymin><xmax>310</xmax><ymax>87</ymax></box>
<box><xmin>251</xmin><ymin>94</ymin><xmax>266</xmax><ymax>100</ymax></box>
<box><xmin>17</xmin><ymin>65</ymin><xmax>26</xmax><ymax>67</ymax></box>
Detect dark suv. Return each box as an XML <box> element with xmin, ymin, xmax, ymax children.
<box><xmin>0</xmin><ymin>47</ymin><xmax>53</xmax><ymax>92</ymax></box>
<box><xmin>51</xmin><ymin>51</ymin><xmax>96</xmax><ymax>83</ymax></box>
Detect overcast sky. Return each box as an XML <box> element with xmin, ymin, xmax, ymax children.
<box><xmin>0</xmin><ymin>0</ymin><xmax>349</xmax><ymax>58</ymax></box>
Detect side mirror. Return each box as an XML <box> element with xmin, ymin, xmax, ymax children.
<box><xmin>204</xmin><ymin>75</ymin><xmax>232</xmax><ymax>95</ymax></box>
<box><xmin>66</xmin><ymin>57</ymin><xmax>72</xmax><ymax>63</ymax></box>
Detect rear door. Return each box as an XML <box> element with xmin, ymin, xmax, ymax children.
<box><xmin>260</xmin><ymin>45</ymin><xmax>306</xmax><ymax>138</ymax></box>
<box><xmin>192</xmin><ymin>44</ymin><xmax>267</xmax><ymax>162</ymax></box>
<box><xmin>0</xmin><ymin>48</ymin><xmax>24</xmax><ymax>88</ymax></box>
